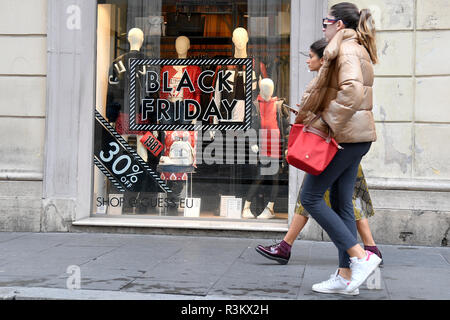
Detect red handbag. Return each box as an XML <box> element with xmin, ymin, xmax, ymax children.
<box><xmin>287</xmin><ymin>118</ymin><xmax>341</xmax><ymax>175</ymax></box>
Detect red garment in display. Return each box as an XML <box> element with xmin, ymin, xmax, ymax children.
<box><xmin>115</xmin><ymin>112</ymin><xmax>151</xmax><ymax>136</ymax></box>
<box><xmin>160</xmin><ymin>65</ymin><xmax>202</xmax><ymax>110</ymax></box>
<box><xmin>257</xmin><ymin>95</ymin><xmax>281</xmax><ymax>159</ymax></box>
<box><xmin>160</xmin><ymin>131</ymin><xmax>198</xmax><ymax>181</ymax></box>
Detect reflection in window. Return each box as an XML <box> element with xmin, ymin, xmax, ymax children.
<box><xmin>94</xmin><ymin>0</ymin><xmax>291</xmax><ymax>222</ymax></box>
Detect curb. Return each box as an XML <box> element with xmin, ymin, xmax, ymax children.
<box><xmin>0</xmin><ymin>287</ymin><xmax>280</xmax><ymax>301</ymax></box>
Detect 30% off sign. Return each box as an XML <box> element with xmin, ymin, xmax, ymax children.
<box><xmin>99</xmin><ymin>142</ymin><xmax>146</xmax><ymax>191</ymax></box>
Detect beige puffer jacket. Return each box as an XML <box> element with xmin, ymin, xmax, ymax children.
<box><xmin>295</xmin><ymin>28</ymin><xmax>377</xmax><ymax>143</ymax></box>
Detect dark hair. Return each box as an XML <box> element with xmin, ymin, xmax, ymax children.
<box><xmin>330</xmin><ymin>2</ymin><xmax>378</xmax><ymax>64</ymax></box>
<box><xmin>310</xmin><ymin>39</ymin><xmax>328</xmax><ymax>59</ymax></box>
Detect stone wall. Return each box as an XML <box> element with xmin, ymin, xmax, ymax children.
<box><xmin>0</xmin><ymin>0</ymin><xmax>47</xmax><ymax>231</ymax></box>
<box><xmin>326</xmin><ymin>0</ymin><xmax>450</xmax><ymax>182</ymax></box>
<box><xmin>0</xmin><ymin>0</ymin><xmax>448</xmax><ymax>245</ymax></box>
<box><xmin>299</xmin><ymin>0</ymin><xmax>450</xmax><ymax>246</ymax></box>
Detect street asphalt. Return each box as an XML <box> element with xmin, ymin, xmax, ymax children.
<box><xmin>0</xmin><ymin>232</ymin><xmax>449</xmax><ymax>300</ymax></box>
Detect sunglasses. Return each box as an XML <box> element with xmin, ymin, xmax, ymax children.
<box><xmin>322</xmin><ymin>18</ymin><xmax>339</xmax><ymax>29</ymax></box>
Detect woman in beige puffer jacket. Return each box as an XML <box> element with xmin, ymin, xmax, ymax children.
<box><xmin>297</xmin><ymin>2</ymin><xmax>382</xmax><ymax>296</ymax></box>
<box><xmin>295</xmin><ymin>23</ymin><xmax>376</xmax><ymax>143</ymax></box>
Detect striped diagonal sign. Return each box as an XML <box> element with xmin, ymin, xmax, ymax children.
<box><xmin>94</xmin><ymin>111</ymin><xmax>171</xmax><ymax>193</ymax></box>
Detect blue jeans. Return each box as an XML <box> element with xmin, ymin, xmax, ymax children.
<box><xmin>300</xmin><ymin>142</ymin><xmax>372</xmax><ymax>268</ymax></box>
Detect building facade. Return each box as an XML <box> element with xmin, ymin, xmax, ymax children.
<box><xmin>0</xmin><ymin>0</ymin><xmax>449</xmax><ymax>246</ymax></box>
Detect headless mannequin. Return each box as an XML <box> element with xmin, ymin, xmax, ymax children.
<box><xmin>243</xmin><ymin>78</ymin><xmax>279</xmax><ymax>220</ymax></box>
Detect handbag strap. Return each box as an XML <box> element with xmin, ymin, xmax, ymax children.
<box><xmin>303</xmin><ymin>125</ymin><xmax>332</xmax><ymax>143</ymax></box>
<box><xmin>304</xmin><ymin>113</ymin><xmax>322</xmax><ymax>127</ymax></box>
<box><xmin>303</xmin><ymin>114</ymin><xmax>332</xmax><ymax>143</ymax></box>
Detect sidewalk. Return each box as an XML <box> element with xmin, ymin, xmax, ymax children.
<box><xmin>0</xmin><ymin>232</ymin><xmax>449</xmax><ymax>300</ymax></box>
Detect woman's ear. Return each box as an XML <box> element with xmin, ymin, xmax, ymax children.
<box><xmin>320</xmin><ymin>57</ymin><xmax>324</xmax><ymax>65</ymax></box>
<box><xmin>337</xmin><ymin>20</ymin><xmax>346</xmax><ymax>31</ymax></box>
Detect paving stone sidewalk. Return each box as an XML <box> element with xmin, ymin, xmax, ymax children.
<box><xmin>0</xmin><ymin>232</ymin><xmax>449</xmax><ymax>300</ymax></box>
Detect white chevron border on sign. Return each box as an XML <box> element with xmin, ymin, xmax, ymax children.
<box><xmin>128</xmin><ymin>58</ymin><xmax>254</xmax><ymax>132</ymax></box>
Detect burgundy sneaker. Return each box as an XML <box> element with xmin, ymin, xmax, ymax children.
<box><xmin>364</xmin><ymin>245</ymin><xmax>384</xmax><ymax>267</ymax></box>
<box><xmin>255</xmin><ymin>242</ymin><xmax>291</xmax><ymax>265</ymax></box>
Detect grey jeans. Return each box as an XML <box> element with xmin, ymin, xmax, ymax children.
<box><xmin>300</xmin><ymin>142</ymin><xmax>372</xmax><ymax>268</ymax></box>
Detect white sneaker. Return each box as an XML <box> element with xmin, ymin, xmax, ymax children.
<box><xmin>257</xmin><ymin>207</ymin><xmax>276</xmax><ymax>219</ymax></box>
<box><xmin>242</xmin><ymin>208</ymin><xmax>255</xmax><ymax>219</ymax></box>
<box><xmin>312</xmin><ymin>270</ymin><xmax>359</xmax><ymax>296</ymax></box>
<box><xmin>347</xmin><ymin>250</ymin><xmax>382</xmax><ymax>292</ymax></box>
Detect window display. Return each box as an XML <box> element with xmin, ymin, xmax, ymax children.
<box><xmin>94</xmin><ymin>0</ymin><xmax>291</xmax><ymax>222</ymax></box>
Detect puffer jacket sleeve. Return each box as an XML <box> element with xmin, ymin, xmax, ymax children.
<box><xmin>294</xmin><ymin>78</ymin><xmax>315</xmax><ymax>124</ymax></box>
<box><xmin>321</xmin><ymin>53</ymin><xmax>364</xmax><ymax>134</ymax></box>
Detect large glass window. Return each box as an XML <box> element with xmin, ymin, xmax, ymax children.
<box><xmin>94</xmin><ymin>0</ymin><xmax>291</xmax><ymax>222</ymax></box>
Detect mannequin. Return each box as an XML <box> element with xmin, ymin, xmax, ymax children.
<box><xmin>129</xmin><ymin>28</ymin><xmax>144</xmax><ymax>51</ymax></box>
<box><xmin>213</xmin><ymin>27</ymin><xmax>259</xmax><ymax>123</ymax></box>
<box><xmin>105</xmin><ymin>28</ymin><xmax>155</xmax><ymax>214</ymax></box>
<box><xmin>249</xmin><ymin>78</ymin><xmax>274</xmax><ymax>155</ymax></box>
<box><xmin>232</xmin><ymin>27</ymin><xmax>249</xmax><ymax>59</ymax></box>
<box><xmin>160</xmin><ymin>36</ymin><xmax>201</xmax><ymax>119</ymax></box>
<box><xmin>159</xmin><ymin>36</ymin><xmax>200</xmax><ymax>215</ymax></box>
<box><xmin>125</xmin><ymin>29</ymin><xmax>146</xmax><ymax>161</ymax></box>
<box><xmin>175</xmin><ymin>36</ymin><xmax>190</xmax><ymax>59</ymax></box>
<box><xmin>259</xmin><ymin>78</ymin><xmax>274</xmax><ymax>101</ymax></box>
<box><xmin>209</xmin><ymin>28</ymin><xmax>269</xmax><ymax>205</ymax></box>
<box><xmin>106</xmin><ymin>28</ymin><xmax>149</xmax><ymax>161</ymax></box>
<box><xmin>242</xmin><ymin>78</ymin><xmax>287</xmax><ymax>219</ymax></box>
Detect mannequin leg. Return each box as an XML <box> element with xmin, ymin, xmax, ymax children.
<box><xmin>257</xmin><ymin>163</ymin><xmax>279</xmax><ymax>219</ymax></box>
<box><xmin>258</xmin><ymin>201</ymin><xmax>276</xmax><ymax>219</ymax></box>
<box><xmin>242</xmin><ymin>200</ymin><xmax>254</xmax><ymax>219</ymax></box>
<box><xmin>243</xmin><ymin>167</ymin><xmax>264</xmax><ymax>219</ymax></box>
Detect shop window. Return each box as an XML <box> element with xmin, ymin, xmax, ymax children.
<box><xmin>94</xmin><ymin>0</ymin><xmax>291</xmax><ymax>222</ymax></box>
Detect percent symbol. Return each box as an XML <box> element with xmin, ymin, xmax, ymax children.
<box><xmin>127</xmin><ymin>165</ymin><xmax>144</xmax><ymax>184</ymax></box>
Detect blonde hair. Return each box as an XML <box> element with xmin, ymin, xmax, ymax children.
<box><xmin>357</xmin><ymin>9</ymin><xmax>378</xmax><ymax>64</ymax></box>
